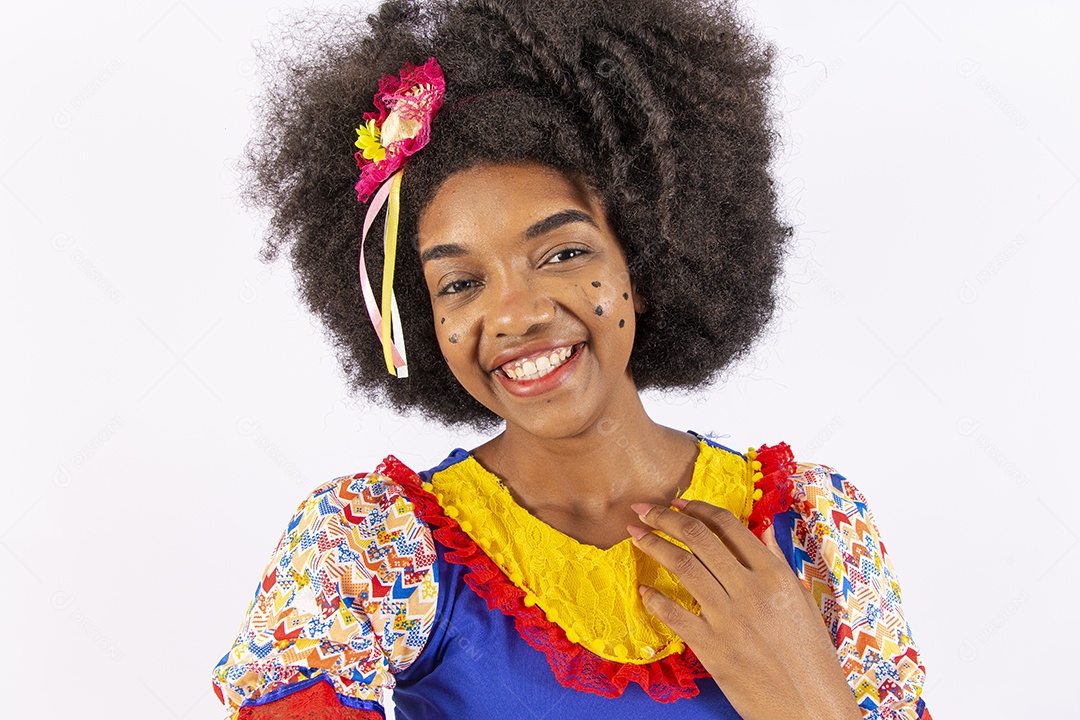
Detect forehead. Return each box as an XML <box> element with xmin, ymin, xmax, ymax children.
<box><xmin>416</xmin><ymin>163</ymin><xmax>604</xmax><ymax>249</ymax></box>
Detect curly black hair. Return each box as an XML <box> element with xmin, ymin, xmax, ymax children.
<box><xmin>246</xmin><ymin>0</ymin><xmax>789</xmax><ymax>429</ymax></box>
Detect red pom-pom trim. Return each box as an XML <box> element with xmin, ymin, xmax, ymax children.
<box><xmin>376</xmin><ymin>441</ymin><xmax>796</xmax><ymax>702</ymax></box>
<box><xmin>746</xmin><ymin>442</ymin><xmax>797</xmax><ymax>537</ymax></box>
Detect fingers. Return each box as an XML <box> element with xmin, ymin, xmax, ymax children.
<box><xmin>627</xmin><ymin>522</ymin><xmax>736</xmax><ymax>602</ymax></box>
<box><xmin>637</xmin><ymin>584</ymin><xmax>703</xmax><ymax>641</ymax></box>
<box><xmin>629</xmin><ymin>503</ymin><xmax>748</xmax><ymax>589</ymax></box>
<box><xmin>672</xmin><ymin>499</ymin><xmax>772</xmax><ymax>570</ymax></box>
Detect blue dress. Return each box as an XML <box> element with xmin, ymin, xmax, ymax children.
<box><xmin>211</xmin><ymin>439</ymin><xmax>929</xmax><ymax>719</ymax></box>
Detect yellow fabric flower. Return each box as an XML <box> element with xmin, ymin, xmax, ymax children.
<box><xmin>354</xmin><ymin>119</ymin><xmax>386</xmax><ymax>163</ymax></box>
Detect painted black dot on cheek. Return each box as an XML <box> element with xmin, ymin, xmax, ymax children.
<box><xmin>449</xmin><ymin>333</ymin><xmax>459</xmax><ymax>344</ymax></box>
<box><xmin>622</xmin><ymin>292</ymin><xmax>629</xmax><ymax>300</ymax></box>
<box><xmin>440</xmin><ymin>317</ymin><xmax>445</xmax><ymax>324</ymax></box>
<box><xmin>591</xmin><ymin>281</ymin><xmax>601</xmax><ymax>288</ymax></box>
<box><xmin>619</xmin><ymin>319</ymin><xmax>625</xmax><ymax>328</ymax></box>
<box><xmin>594</xmin><ymin>306</ymin><xmax>604</xmax><ymax>316</ymax></box>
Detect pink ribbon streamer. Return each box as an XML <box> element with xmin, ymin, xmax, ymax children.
<box><xmin>358</xmin><ymin>173</ymin><xmax>408</xmax><ymax>377</ymax></box>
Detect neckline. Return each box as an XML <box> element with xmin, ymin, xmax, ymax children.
<box><xmin>419</xmin><ymin>432</ymin><xmax>749</xmax><ymax>553</ymax></box>
<box><xmin>387</xmin><ymin>438</ymin><xmax>795</xmax><ymax>686</ymax></box>
<box><xmin>417</xmin><ymin>435</ymin><xmax>757</xmax><ymax>664</ymax></box>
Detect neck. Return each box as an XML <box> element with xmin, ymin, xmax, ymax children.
<box><xmin>472</xmin><ymin>394</ymin><xmax>698</xmax><ymax>518</ymax></box>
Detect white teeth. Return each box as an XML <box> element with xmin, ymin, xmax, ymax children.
<box><xmin>500</xmin><ymin>345</ymin><xmax>575</xmax><ymax>381</ymax></box>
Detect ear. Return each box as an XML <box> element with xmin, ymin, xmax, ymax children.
<box><xmin>631</xmin><ymin>283</ymin><xmax>647</xmax><ymax>314</ymax></box>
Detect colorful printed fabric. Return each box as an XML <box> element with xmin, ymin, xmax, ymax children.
<box><xmin>772</xmin><ymin>465</ymin><xmax>930</xmax><ymax>720</ymax></box>
<box><xmin>212</xmin><ymin>443</ymin><xmax>929</xmax><ymax>719</ymax></box>
<box><xmin>211</xmin><ymin>472</ymin><xmax>438</xmax><ymax>719</ymax></box>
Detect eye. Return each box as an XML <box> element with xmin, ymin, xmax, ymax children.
<box><xmin>437</xmin><ymin>278</ymin><xmax>482</xmax><ymax>296</ymax></box>
<box><xmin>545</xmin><ymin>247</ymin><xmax>590</xmax><ymax>264</ymax></box>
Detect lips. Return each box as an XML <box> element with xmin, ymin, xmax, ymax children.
<box><xmin>491</xmin><ymin>342</ymin><xmax>586</xmax><ymax>399</ymax></box>
<box><xmin>492</xmin><ymin>338</ymin><xmax>583</xmax><ymax>371</ymax></box>
<box><xmin>497</xmin><ymin>344</ymin><xmax>580</xmax><ymax>381</ymax></box>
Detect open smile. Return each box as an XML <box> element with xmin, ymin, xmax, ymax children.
<box><xmin>490</xmin><ymin>342</ymin><xmax>586</xmax><ymax>398</ymax></box>
<box><xmin>497</xmin><ymin>343</ymin><xmax>582</xmax><ymax>381</ymax></box>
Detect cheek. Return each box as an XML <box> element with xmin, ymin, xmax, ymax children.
<box><xmin>433</xmin><ymin>309</ymin><xmax>472</xmax><ymax>358</ymax></box>
<box><xmin>584</xmin><ymin>276</ymin><xmax>636</xmax><ymax>333</ymax></box>
<box><xmin>433</xmin><ymin>318</ymin><xmax>472</xmax><ymax>389</ymax></box>
<box><xmin>436</xmin><ymin>316</ymin><xmax>457</xmax><ymax>346</ymax></box>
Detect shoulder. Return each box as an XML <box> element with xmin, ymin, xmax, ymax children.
<box><xmin>787</xmin><ymin>462</ymin><xmax>881</xmax><ymax>532</ymax></box>
<box><xmin>267</xmin><ymin>468</ymin><xmax>439</xmax><ymax>601</ymax></box>
<box><xmin>269</xmin><ymin>462</ymin><xmax>440</xmax><ymax>639</ymax></box>
<box><xmin>287</xmin><ymin>465</ymin><xmax>429</xmax><ymax>545</ymax></box>
<box><xmin>780</xmin><ymin>459</ymin><xmax>903</xmax><ymax>608</ymax></box>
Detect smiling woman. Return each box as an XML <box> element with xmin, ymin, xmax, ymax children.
<box><xmin>419</xmin><ymin>165</ymin><xmax>642</xmax><ymax>439</ymax></box>
<box><xmin>211</xmin><ymin>1</ymin><xmax>930</xmax><ymax>718</ymax></box>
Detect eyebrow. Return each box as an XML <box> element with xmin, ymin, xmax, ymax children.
<box><xmin>419</xmin><ymin>243</ymin><xmax>468</xmax><ymax>264</ymax></box>
<box><xmin>524</xmin><ymin>209</ymin><xmax>598</xmax><ymax>238</ymax></box>
<box><xmin>419</xmin><ymin>209</ymin><xmax>598</xmax><ymax>265</ymax></box>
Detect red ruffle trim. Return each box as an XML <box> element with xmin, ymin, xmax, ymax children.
<box><xmin>746</xmin><ymin>442</ymin><xmax>797</xmax><ymax>537</ymax></box>
<box><xmin>377</xmin><ymin>442</ymin><xmax>795</xmax><ymax>703</ymax></box>
<box><xmin>237</xmin><ymin>678</ymin><xmax>383</xmax><ymax>719</ymax></box>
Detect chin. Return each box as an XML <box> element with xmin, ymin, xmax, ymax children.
<box><xmin>500</xmin><ymin>396</ymin><xmax>614</xmax><ymax>443</ymax></box>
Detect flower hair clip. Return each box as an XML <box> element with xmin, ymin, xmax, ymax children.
<box><xmin>354</xmin><ymin>58</ymin><xmax>445</xmax><ymax>378</ymax></box>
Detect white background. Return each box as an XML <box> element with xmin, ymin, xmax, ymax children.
<box><xmin>2</xmin><ymin>1</ymin><xmax>1076</xmax><ymax>717</ymax></box>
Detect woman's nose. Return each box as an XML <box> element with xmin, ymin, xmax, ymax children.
<box><xmin>483</xmin><ymin>278</ymin><xmax>556</xmax><ymax>337</ymax></box>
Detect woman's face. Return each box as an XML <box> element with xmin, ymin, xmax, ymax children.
<box><xmin>417</xmin><ymin>163</ymin><xmax>642</xmax><ymax>439</ymax></box>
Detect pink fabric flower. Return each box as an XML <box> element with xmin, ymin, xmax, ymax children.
<box><xmin>354</xmin><ymin>58</ymin><xmax>445</xmax><ymax>202</ymax></box>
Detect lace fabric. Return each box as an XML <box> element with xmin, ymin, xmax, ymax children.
<box><xmin>379</xmin><ymin>439</ymin><xmax>796</xmax><ymax>702</ymax></box>
<box><xmin>425</xmin><ymin>439</ymin><xmax>754</xmax><ymax>664</ymax></box>
<box><xmin>236</xmin><ymin>677</ymin><xmax>384</xmax><ymax>719</ymax></box>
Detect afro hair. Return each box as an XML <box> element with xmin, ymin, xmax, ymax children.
<box><xmin>245</xmin><ymin>0</ymin><xmax>790</xmax><ymax>429</ymax></box>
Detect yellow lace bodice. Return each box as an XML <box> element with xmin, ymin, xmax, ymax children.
<box><xmin>423</xmin><ymin>438</ymin><xmax>760</xmax><ymax>664</ymax></box>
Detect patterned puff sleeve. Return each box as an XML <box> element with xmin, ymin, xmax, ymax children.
<box><xmin>774</xmin><ymin>464</ymin><xmax>931</xmax><ymax>720</ymax></box>
<box><xmin>212</xmin><ymin>471</ymin><xmax>439</xmax><ymax>719</ymax></box>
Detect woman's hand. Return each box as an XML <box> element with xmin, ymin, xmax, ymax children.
<box><xmin>627</xmin><ymin>499</ymin><xmax>863</xmax><ymax>720</ymax></box>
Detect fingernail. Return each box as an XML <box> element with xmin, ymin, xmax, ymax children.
<box><xmin>670</xmin><ymin>498</ymin><xmax>688</xmax><ymax>510</ymax></box>
<box><xmin>630</xmin><ymin>502</ymin><xmax>654</xmax><ymax>517</ymax></box>
<box><xmin>626</xmin><ymin>524</ymin><xmax>648</xmax><ymax>540</ymax></box>
<box><xmin>638</xmin><ymin>584</ymin><xmax>650</xmax><ymax>597</ymax></box>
